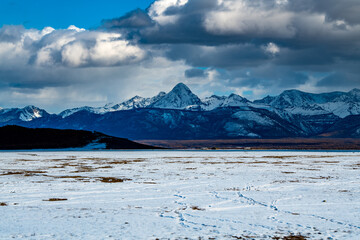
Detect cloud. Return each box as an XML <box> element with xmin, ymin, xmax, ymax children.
<box><xmin>184</xmin><ymin>68</ymin><xmax>207</xmax><ymax>78</ymax></box>
<box><xmin>60</xmin><ymin>32</ymin><xmax>146</xmax><ymax>67</ymax></box>
<box><xmin>263</xmin><ymin>42</ymin><xmax>280</xmax><ymax>55</ymax></box>
<box><xmin>0</xmin><ymin>25</ymin><xmax>147</xmax><ymax>68</ymax></box>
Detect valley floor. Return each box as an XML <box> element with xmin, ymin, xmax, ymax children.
<box><xmin>138</xmin><ymin>138</ymin><xmax>360</xmax><ymax>150</ymax></box>
<box><xmin>0</xmin><ymin>150</ymin><xmax>359</xmax><ymax>239</ymax></box>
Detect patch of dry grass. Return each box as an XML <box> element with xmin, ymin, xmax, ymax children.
<box><xmin>43</xmin><ymin>198</ymin><xmax>68</xmax><ymax>201</ymax></box>
<box><xmin>0</xmin><ymin>170</ymin><xmax>47</xmax><ymax>176</ymax></box>
<box><xmin>272</xmin><ymin>234</ymin><xmax>308</xmax><ymax>240</ymax></box>
<box><xmin>97</xmin><ymin>177</ymin><xmax>131</xmax><ymax>183</ymax></box>
<box><xmin>190</xmin><ymin>206</ymin><xmax>205</xmax><ymax>211</ymax></box>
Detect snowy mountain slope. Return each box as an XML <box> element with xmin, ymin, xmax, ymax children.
<box><xmin>201</xmin><ymin>95</ymin><xmax>227</xmax><ymax>111</ymax></box>
<box><xmin>318</xmin><ymin>89</ymin><xmax>360</xmax><ymax>118</ymax></box>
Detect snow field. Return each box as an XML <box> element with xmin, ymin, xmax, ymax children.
<box><xmin>0</xmin><ymin>150</ymin><xmax>360</xmax><ymax>239</ymax></box>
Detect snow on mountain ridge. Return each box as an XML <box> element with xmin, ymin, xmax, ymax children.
<box><xmin>254</xmin><ymin>89</ymin><xmax>360</xmax><ymax>118</ymax></box>
<box><xmin>60</xmin><ymin>92</ymin><xmax>167</xmax><ymax>118</ymax></box>
<box><xmin>112</xmin><ymin>92</ymin><xmax>166</xmax><ymax>111</ymax></box>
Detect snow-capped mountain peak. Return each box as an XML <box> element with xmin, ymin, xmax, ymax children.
<box><xmin>150</xmin><ymin>83</ymin><xmax>202</xmax><ymax>109</ymax></box>
<box><xmin>19</xmin><ymin>105</ymin><xmax>48</xmax><ymax>122</ymax></box>
<box><xmin>0</xmin><ymin>105</ymin><xmax>48</xmax><ymax>123</ymax></box>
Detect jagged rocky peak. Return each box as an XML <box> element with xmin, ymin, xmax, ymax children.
<box><xmin>253</xmin><ymin>95</ymin><xmax>276</xmax><ymax>105</ymax></box>
<box><xmin>150</xmin><ymin>82</ymin><xmax>202</xmax><ymax>109</ymax></box>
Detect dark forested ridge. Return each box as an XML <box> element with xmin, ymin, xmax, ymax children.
<box><xmin>0</xmin><ymin>125</ymin><xmax>159</xmax><ymax>150</ymax></box>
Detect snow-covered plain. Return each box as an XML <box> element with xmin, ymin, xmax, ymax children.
<box><xmin>1</xmin><ymin>150</ymin><xmax>360</xmax><ymax>239</ymax></box>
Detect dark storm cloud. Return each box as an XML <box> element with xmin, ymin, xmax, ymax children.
<box><xmin>101</xmin><ymin>9</ymin><xmax>155</xmax><ymax>29</ymax></box>
<box><xmin>101</xmin><ymin>0</ymin><xmax>360</xmax><ymax>49</ymax></box>
<box><xmin>101</xmin><ymin>0</ymin><xmax>360</xmax><ymax>75</ymax></box>
<box><xmin>184</xmin><ymin>68</ymin><xmax>207</xmax><ymax>78</ymax></box>
<box><xmin>0</xmin><ymin>67</ymin><xmax>72</xmax><ymax>89</ymax></box>
<box><xmin>287</xmin><ymin>0</ymin><xmax>360</xmax><ymax>25</ymax></box>
<box><xmin>316</xmin><ymin>72</ymin><xmax>360</xmax><ymax>87</ymax></box>
<box><xmin>166</xmin><ymin>44</ymin><xmax>270</xmax><ymax>69</ymax></box>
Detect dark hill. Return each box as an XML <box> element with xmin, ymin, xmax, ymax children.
<box><xmin>0</xmin><ymin>125</ymin><xmax>159</xmax><ymax>150</ymax></box>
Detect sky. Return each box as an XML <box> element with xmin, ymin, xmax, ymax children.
<box><xmin>0</xmin><ymin>0</ymin><xmax>359</xmax><ymax>113</ymax></box>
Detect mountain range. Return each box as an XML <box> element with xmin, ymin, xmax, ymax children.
<box><xmin>1</xmin><ymin>83</ymin><xmax>360</xmax><ymax>139</ymax></box>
